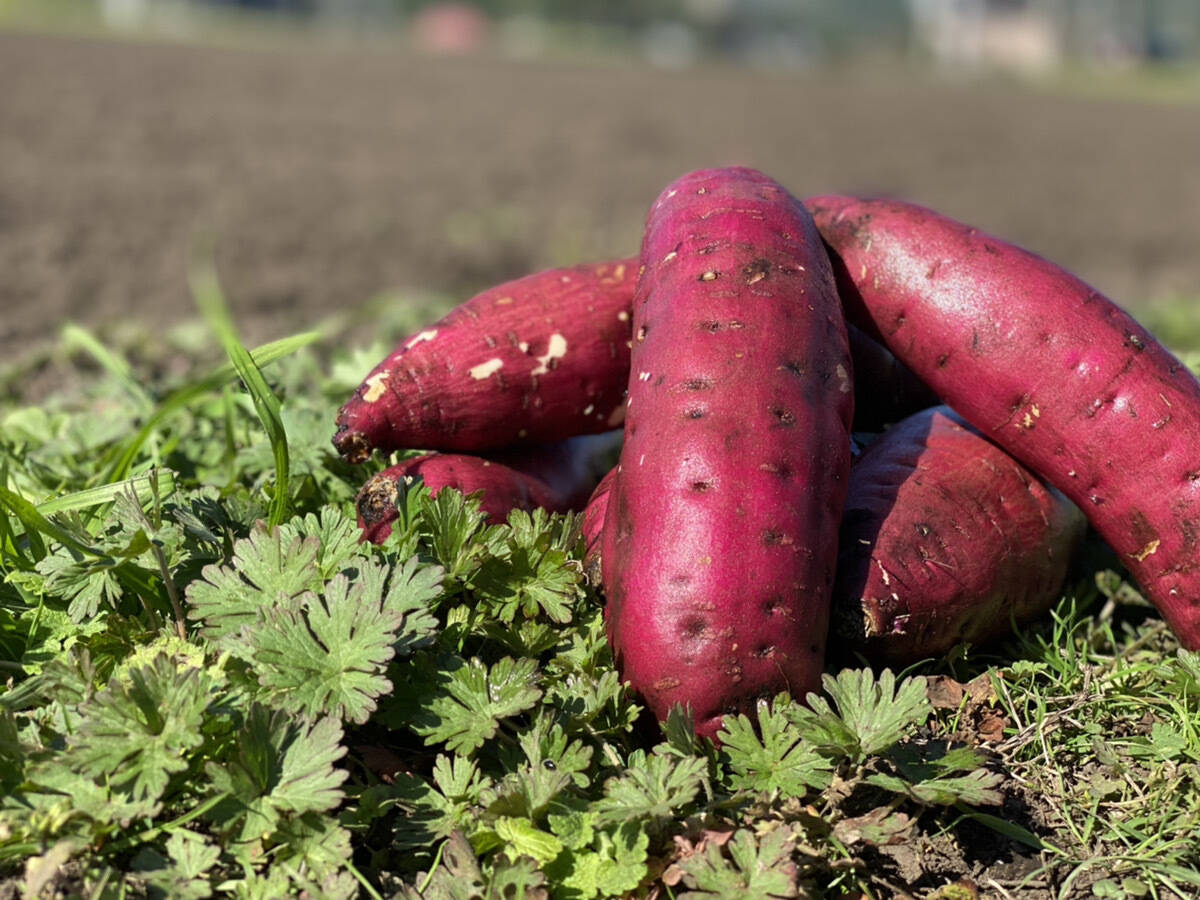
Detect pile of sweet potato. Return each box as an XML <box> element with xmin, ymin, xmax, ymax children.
<box><xmin>333</xmin><ymin>166</ymin><xmax>1200</xmax><ymax>739</ymax></box>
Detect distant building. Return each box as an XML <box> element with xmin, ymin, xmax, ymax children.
<box><xmin>908</xmin><ymin>0</ymin><xmax>1200</xmax><ymax>70</ymax></box>
<box><xmin>908</xmin><ymin>0</ymin><xmax>1059</xmax><ymax>71</ymax></box>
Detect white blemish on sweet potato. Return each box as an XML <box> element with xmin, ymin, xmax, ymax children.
<box><xmin>363</xmin><ymin>372</ymin><xmax>389</xmax><ymax>403</ymax></box>
<box><xmin>404</xmin><ymin>329</ymin><xmax>439</xmax><ymax>350</ymax></box>
<box><xmin>469</xmin><ymin>358</ymin><xmax>504</xmax><ymax>380</ymax></box>
<box><xmin>1133</xmin><ymin>539</ymin><xmax>1161</xmax><ymax>561</ymax></box>
<box><xmin>531</xmin><ymin>333</ymin><xmax>568</xmax><ymax>375</ymax></box>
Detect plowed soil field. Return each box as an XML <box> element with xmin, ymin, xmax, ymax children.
<box><xmin>2</xmin><ymin>30</ymin><xmax>1199</xmax><ymax>358</ymax></box>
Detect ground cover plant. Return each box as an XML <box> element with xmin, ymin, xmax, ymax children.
<box><xmin>2</xmin><ymin>262</ymin><xmax>1200</xmax><ymax>899</ymax></box>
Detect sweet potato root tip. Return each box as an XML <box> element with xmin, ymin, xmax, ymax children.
<box><xmin>356</xmin><ymin>471</ymin><xmax>401</xmax><ymax>528</ymax></box>
<box><xmin>332</xmin><ymin>426</ymin><xmax>372</xmax><ymax>465</ymax></box>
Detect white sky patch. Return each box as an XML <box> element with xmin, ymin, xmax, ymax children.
<box><xmin>836</xmin><ymin>363</ymin><xmax>850</xmax><ymax>393</ymax></box>
<box><xmin>362</xmin><ymin>371</ymin><xmax>389</xmax><ymax>403</ymax></box>
<box><xmin>617</xmin><ymin>311</ymin><xmax>629</xmax><ymax>322</ymax></box>
<box><xmin>404</xmin><ymin>329</ymin><xmax>438</xmax><ymax>350</ymax></box>
<box><xmin>469</xmin><ymin>358</ymin><xmax>504</xmax><ymax>380</ymax></box>
<box><xmin>531</xmin><ymin>333</ymin><xmax>568</xmax><ymax>375</ymax></box>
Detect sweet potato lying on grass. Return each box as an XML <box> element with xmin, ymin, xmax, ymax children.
<box><xmin>833</xmin><ymin>406</ymin><xmax>1086</xmax><ymax>663</ymax></box>
<box><xmin>334</xmin><ymin>259</ymin><xmax>637</xmax><ymax>462</ymax></box>
<box><xmin>808</xmin><ymin>194</ymin><xmax>1200</xmax><ymax>649</ymax></box>
<box><xmin>357</xmin><ymin>432</ymin><xmax>620</xmax><ymax>542</ymax></box>
<box><xmin>603</xmin><ymin>167</ymin><xmax>853</xmax><ymax>739</ymax></box>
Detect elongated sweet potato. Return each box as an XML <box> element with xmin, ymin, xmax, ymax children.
<box><xmin>807</xmin><ymin>194</ymin><xmax>1200</xmax><ymax>648</ymax></box>
<box><xmin>603</xmin><ymin>167</ymin><xmax>854</xmax><ymax>738</ymax></box>
<box><xmin>833</xmin><ymin>406</ymin><xmax>1085</xmax><ymax>663</ymax></box>
<box><xmin>357</xmin><ymin>432</ymin><xmax>621</xmax><ymax>542</ymax></box>
<box><xmin>333</xmin><ymin>259</ymin><xmax>637</xmax><ymax>462</ymax></box>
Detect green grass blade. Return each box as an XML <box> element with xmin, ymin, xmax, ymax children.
<box><xmin>0</xmin><ymin>456</ymin><xmax>31</xmax><ymax>567</ymax></box>
<box><xmin>60</xmin><ymin>323</ymin><xmax>154</xmax><ymax>414</ymax></box>
<box><xmin>36</xmin><ymin>470</ymin><xmax>177</xmax><ymax>516</ymax></box>
<box><xmin>104</xmin><ymin>332</ymin><xmax>318</xmax><ymax>483</ymax></box>
<box><xmin>0</xmin><ymin>484</ymin><xmax>91</xmax><ymax>558</ymax></box>
<box><xmin>1143</xmin><ymin>861</ymin><xmax>1200</xmax><ymax>887</ymax></box>
<box><xmin>0</xmin><ymin>501</ymin><xmax>30</xmax><ymax>568</ymax></box>
<box><xmin>189</xmin><ymin>251</ymin><xmax>291</xmax><ymax>527</ymax></box>
<box><xmin>955</xmin><ymin>809</ymin><xmax>1063</xmax><ymax>855</ymax></box>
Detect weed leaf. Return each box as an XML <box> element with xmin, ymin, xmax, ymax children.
<box><xmin>718</xmin><ymin>696</ymin><xmax>834</xmax><ymax>797</ymax></box>
<box><xmin>412</xmin><ymin>656</ymin><xmax>542</xmax><ymax>755</ymax></box>
<box><xmin>185</xmin><ymin>524</ymin><xmax>321</xmax><ymax>640</ymax></box>
<box><xmin>62</xmin><ymin>655</ymin><xmax>213</xmax><ymax>808</ymax></box>
<box><xmin>205</xmin><ymin>706</ymin><xmax>347</xmax><ymax>843</ymax></box>
<box><xmin>677</xmin><ymin>827</ymin><xmax>798</xmax><ymax>898</ymax></box>
<box><xmin>594</xmin><ymin>751</ymin><xmax>707</xmax><ymax>826</ymax></box>
<box><xmin>791</xmin><ymin>668</ymin><xmax>930</xmax><ymax>761</ymax></box>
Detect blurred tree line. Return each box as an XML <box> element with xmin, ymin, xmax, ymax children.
<box><xmin>162</xmin><ymin>0</ymin><xmax>1200</xmax><ymax>64</ymax></box>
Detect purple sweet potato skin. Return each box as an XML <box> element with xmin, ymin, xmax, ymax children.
<box><xmin>604</xmin><ymin>168</ymin><xmax>853</xmax><ymax>738</ymax></box>
<box><xmin>834</xmin><ymin>407</ymin><xmax>1085</xmax><ymax>663</ymax></box>
<box><xmin>356</xmin><ymin>433</ymin><xmax>619</xmax><ymax>543</ymax></box>
<box><xmin>334</xmin><ymin>259</ymin><xmax>637</xmax><ymax>461</ymax></box>
<box><xmin>581</xmin><ymin>466</ymin><xmax>616</xmax><ymax>586</ymax></box>
<box><xmin>807</xmin><ymin>194</ymin><xmax>1200</xmax><ymax>649</ymax></box>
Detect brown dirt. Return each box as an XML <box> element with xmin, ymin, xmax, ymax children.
<box><xmin>3</xmin><ymin>30</ymin><xmax>1199</xmax><ymax>368</ymax></box>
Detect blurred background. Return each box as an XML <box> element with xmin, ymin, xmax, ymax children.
<box><xmin>2</xmin><ymin>0</ymin><xmax>1199</xmax><ymax>367</ymax></box>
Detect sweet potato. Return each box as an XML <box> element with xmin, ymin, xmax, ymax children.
<box><xmin>333</xmin><ymin>259</ymin><xmax>637</xmax><ymax>462</ymax></box>
<box><xmin>833</xmin><ymin>406</ymin><xmax>1086</xmax><ymax>664</ymax></box>
<box><xmin>807</xmin><ymin>194</ymin><xmax>1200</xmax><ymax>648</ymax></box>
<box><xmin>603</xmin><ymin>167</ymin><xmax>853</xmax><ymax>738</ymax></box>
<box><xmin>356</xmin><ymin>432</ymin><xmax>621</xmax><ymax>542</ymax></box>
